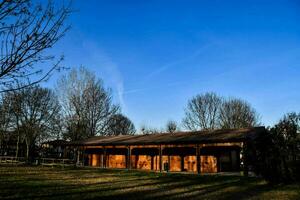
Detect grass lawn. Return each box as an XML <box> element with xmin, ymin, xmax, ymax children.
<box><xmin>0</xmin><ymin>165</ymin><xmax>299</xmax><ymax>200</ymax></box>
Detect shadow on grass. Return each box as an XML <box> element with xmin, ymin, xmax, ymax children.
<box><xmin>0</xmin><ymin>166</ymin><xmax>299</xmax><ymax>200</ymax></box>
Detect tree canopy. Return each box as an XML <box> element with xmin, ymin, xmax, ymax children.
<box><xmin>182</xmin><ymin>92</ymin><xmax>260</xmax><ymax>131</ymax></box>
<box><xmin>0</xmin><ymin>84</ymin><xmax>61</xmax><ymax>160</ymax></box>
<box><xmin>106</xmin><ymin>114</ymin><xmax>136</xmax><ymax>136</ymax></box>
<box><xmin>57</xmin><ymin>67</ymin><xmax>120</xmax><ymax>141</ymax></box>
<box><xmin>166</xmin><ymin>120</ymin><xmax>178</xmax><ymax>133</ymax></box>
<box><xmin>253</xmin><ymin>112</ymin><xmax>300</xmax><ymax>183</ymax></box>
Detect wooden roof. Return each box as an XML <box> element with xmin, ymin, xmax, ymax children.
<box><xmin>73</xmin><ymin>127</ymin><xmax>265</xmax><ymax>146</ymax></box>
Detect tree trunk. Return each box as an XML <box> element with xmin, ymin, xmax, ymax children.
<box><xmin>15</xmin><ymin>134</ymin><xmax>19</xmax><ymax>159</ymax></box>
<box><xmin>0</xmin><ymin>135</ymin><xmax>2</xmax><ymax>155</ymax></box>
<box><xmin>15</xmin><ymin>115</ymin><xmax>21</xmax><ymax>159</ymax></box>
<box><xmin>25</xmin><ymin>139</ymin><xmax>30</xmax><ymax>163</ymax></box>
<box><xmin>282</xmin><ymin>156</ymin><xmax>291</xmax><ymax>181</ymax></box>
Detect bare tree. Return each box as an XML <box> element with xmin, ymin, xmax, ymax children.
<box><xmin>57</xmin><ymin>67</ymin><xmax>119</xmax><ymax>141</ymax></box>
<box><xmin>182</xmin><ymin>92</ymin><xmax>222</xmax><ymax>131</ymax></box>
<box><xmin>219</xmin><ymin>98</ymin><xmax>260</xmax><ymax>129</ymax></box>
<box><xmin>106</xmin><ymin>114</ymin><xmax>136</xmax><ymax>136</ymax></box>
<box><xmin>0</xmin><ymin>0</ymin><xmax>71</xmax><ymax>93</ymax></box>
<box><xmin>140</xmin><ymin>125</ymin><xmax>162</xmax><ymax>134</ymax></box>
<box><xmin>4</xmin><ymin>85</ymin><xmax>61</xmax><ymax>161</ymax></box>
<box><xmin>182</xmin><ymin>92</ymin><xmax>261</xmax><ymax>131</ymax></box>
<box><xmin>0</xmin><ymin>94</ymin><xmax>12</xmax><ymax>155</ymax></box>
<box><xmin>166</xmin><ymin>120</ymin><xmax>178</xmax><ymax>133</ymax></box>
<box><xmin>0</xmin><ymin>85</ymin><xmax>25</xmax><ymax>158</ymax></box>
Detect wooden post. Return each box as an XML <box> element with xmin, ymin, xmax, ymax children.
<box><xmin>135</xmin><ymin>155</ymin><xmax>139</xmax><ymax>169</ymax></box>
<box><xmin>82</xmin><ymin>147</ymin><xmax>85</xmax><ymax>166</ymax></box>
<box><xmin>127</xmin><ymin>146</ymin><xmax>131</xmax><ymax>170</ymax></box>
<box><xmin>156</xmin><ymin>155</ymin><xmax>159</xmax><ymax>171</ymax></box>
<box><xmin>196</xmin><ymin>144</ymin><xmax>201</xmax><ymax>174</ymax></box>
<box><xmin>76</xmin><ymin>148</ymin><xmax>80</xmax><ymax>166</ymax></box>
<box><xmin>103</xmin><ymin>148</ymin><xmax>107</xmax><ymax>168</ymax></box>
<box><xmin>101</xmin><ymin>148</ymin><xmax>104</xmax><ymax>168</ymax></box>
<box><xmin>243</xmin><ymin>142</ymin><xmax>249</xmax><ymax>177</ymax></box>
<box><xmin>159</xmin><ymin>145</ymin><xmax>162</xmax><ymax>172</ymax></box>
<box><xmin>63</xmin><ymin>146</ymin><xmax>67</xmax><ymax>158</ymax></box>
<box><xmin>167</xmin><ymin>155</ymin><xmax>170</xmax><ymax>172</ymax></box>
<box><xmin>180</xmin><ymin>155</ymin><xmax>185</xmax><ymax>172</ymax></box>
<box><xmin>151</xmin><ymin>156</ymin><xmax>154</xmax><ymax>170</ymax></box>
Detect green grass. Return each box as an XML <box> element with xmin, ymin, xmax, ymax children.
<box><xmin>0</xmin><ymin>165</ymin><xmax>299</xmax><ymax>200</ymax></box>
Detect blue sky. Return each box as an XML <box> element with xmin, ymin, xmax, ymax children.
<box><xmin>45</xmin><ymin>0</ymin><xmax>300</xmax><ymax>130</ymax></box>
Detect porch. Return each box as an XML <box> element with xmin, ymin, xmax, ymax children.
<box><xmin>82</xmin><ymin>143</ymin><xmax>242</xmax><ymax>173</ymax></box>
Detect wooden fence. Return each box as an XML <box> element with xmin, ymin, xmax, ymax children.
<box><xmin>40</xmin><ymin>158</ymin><xmax>75</xmax><ymax>167</ymax></box>
<box><xmin>0</xmin><ymin>156</ymin><xmax>26</xmax><ymax>164</ymax></box>
<box><xmin>0</xmin><ymin>156</ymin><xmax>75</xmax><ymax>167</ymax></box>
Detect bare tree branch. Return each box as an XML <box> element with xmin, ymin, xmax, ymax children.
<box><xmin>0</xmin><ymin>0</ymin><xmax>72</xmax><ymax>92</ymax></box>
<box><xmin>219</xmin><ymin>98</ymin><xmax>260</xmax><ymax>129</ymax></box>
<box><xmin>182</xmin><ymin>92</ymin><xmax>222</xmax><ymax>131</ymax></box>
<box><xmin>57</xmin><ymin>67</ymin><xmax>120</xmax><ymax>141</ymax></box>
<box><xmin>166</xmin><ymin>120</ymin><xmax>178</xmax><ymax>133</ymax></box>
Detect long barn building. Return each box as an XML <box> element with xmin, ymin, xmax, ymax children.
<box><xmin>74</xmin><ymin>127</ymin><xmax>265</xmax><ymax>174</ymax></box>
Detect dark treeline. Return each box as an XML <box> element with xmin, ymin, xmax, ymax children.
<box><xmin>252</xmin><ymin>113</ymin><xmax>300</xmax><ymax>183</ymax></box>
<box><xmin>0</xmin><ymin>67</ymin><xmax>136</xmax><ymax>161</ymax></box>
